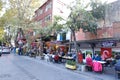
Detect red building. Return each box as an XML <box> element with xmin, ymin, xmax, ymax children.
<box><xmin>33</xmin><ymin>0</ymin><xmax>69</xmax><ymax>28</ymax></box>
<box><xmin>34</xmin><ymin>0</ymin><xmax>52</xmax><ymax>27</ymax></box>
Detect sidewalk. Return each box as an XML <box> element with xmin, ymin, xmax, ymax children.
<box><xmin>23</xmin><ymin>56</ymin><xmax>118</xmax><ymax>80</ymax></box>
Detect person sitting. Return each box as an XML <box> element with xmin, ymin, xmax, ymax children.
<box><xmin>115</xmin><ymin>53</ymin><xmax>120</xmax><ymax>62</ymax></box>
<box><xmin>72</xmin><ymin>52</ymin><xmax>76</xmax><ymax>61</ymax></box>
<box><xmin>115</xmin><ymin>60</ymin><xmax>120</xmax><ymax>79</ymax></box>
<box><xmin>86</xmin><ymin>54</ymin><xmax>93</xmax><ymax>71</ymax></box>
<box><xmin>54</xmin><ymin>54</ymin><xmax>59</xmax><ymax>63</ymax></box>
<box><xmin>93</xmin><ymin>53</ymin><xmax>101</xmax><ymax>61</ymax></box>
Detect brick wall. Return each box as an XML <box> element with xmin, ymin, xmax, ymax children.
<box><xmin>75</xmin><ymin>21</ymin><xmax>120</xmax><ymax>41</ymax></box>
<box><xmin>113</xmin><ymin>22</ymin><xmax>120</xmax><ymax>37</ymax></box>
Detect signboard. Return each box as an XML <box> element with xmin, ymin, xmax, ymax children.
<box><xmin>101</xmin><ymin>41</ymin><xmax>116</xmax><ymax>47</ymax></box>
<box><xmin>101</xmin><ymin>48</ymin><xmax>112</xmax><ymax>60</ymax></box>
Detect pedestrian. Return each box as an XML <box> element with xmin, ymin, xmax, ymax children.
<box><xmin>14</xmin><ymin>46</ymin><xmax>16</xmax><ymax>54</ymax></box>
<box><xmin>18</xmin><ymin>46</ymin><xmax>23</xmax><ymax>55</ymax></box>
<box><xmin>86</xmin><ymin>54</ymin><xmax>93</xmax><ymax>71</ymax></box>
<box><xmin>86</xmin><ymin>54</ymin><xmax>93</xmax><ymax>67</ymax></box>
<box><xmin>78</xmin><ymin>50</ymin><xmax>83</xmax><ymax>63</ymax></box>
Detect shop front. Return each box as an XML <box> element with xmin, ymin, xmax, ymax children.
<box><xmin>69</xmin><ymin>38</ymin><xmax>120</xmax><ymax>59</ymax></box>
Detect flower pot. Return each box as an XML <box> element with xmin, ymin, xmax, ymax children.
<box><xmin>65</xmin><ymin>63</ymin><xmax>77</xmax><ymax>70</ymax></box>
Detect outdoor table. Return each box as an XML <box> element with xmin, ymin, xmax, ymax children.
<box><xmin>97</xmin><ymin>61</ymin><xmax>106</xmax><ymax>64</ymax></box>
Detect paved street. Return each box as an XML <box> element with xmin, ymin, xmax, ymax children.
<box><xmin>0</xmin><ymin>54</ymin><xmax>116</xmax><ymax>80</ymax></box>
<box><xmin>0</xmin><ymin>54</ymin><xmax>91</xmax><ymax>80</ymax></box>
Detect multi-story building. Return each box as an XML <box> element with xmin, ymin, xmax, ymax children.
<box><xmin>34</xmin><ymin>0</ymin><xmax>71</xmax><ymax>28</ymax></box>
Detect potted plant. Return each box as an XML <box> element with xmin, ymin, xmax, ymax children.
<box><xmin>65</xmin><ymin>60</ymin><xmax>77</xmax><ymax>70</ymax></box>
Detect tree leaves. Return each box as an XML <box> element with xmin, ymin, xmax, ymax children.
<box><xmin>90</xmin><ymin>0</ymin><xmax>107</xmax><ymax>20</ymax></box>
<box><xmin>0</xmin><ymin>0</ymin><xmax>2</xmax><ymax>11</ymax></box>
<box><xmin>66</xmin><ymin>0</ymin><xmax>101</xmax><ymax>35</ymax></box>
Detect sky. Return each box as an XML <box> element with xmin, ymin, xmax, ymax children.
<box><xmin>64</xmin><ymin>0</ymin><xmax>117</xmax><ymax>5</ymax></box>
<box><xmin>0</xmin><ymin>0</ymin><xmax>9</xmax><ymax>17</ymax></box>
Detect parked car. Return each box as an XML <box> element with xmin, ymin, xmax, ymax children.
<box><xmin>0</xmin><ymin>46</ymin><xmax>2</xmax><ymax>56</ymax></box>
<box><xmin>0</xmin><ymin>52</ymin><xmax>1</xmax><ymax>56</ymax></box>
<box><xmin>0</xmin><ymin>46</ymin><xmax>10</xmax><ymax>54</ymax></box>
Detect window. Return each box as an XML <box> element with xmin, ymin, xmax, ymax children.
<box><xmin>45</xmin><ymin>14</ymin><xmax>51</xmax><ymax>22</ymax></box>
<box><xmin>45</xmin><ymin>2</ymin><xmax>52</xmax><ymax>11</ymax></box>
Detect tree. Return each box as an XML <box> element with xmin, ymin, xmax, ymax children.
<box><xmin>0</xmin><ymin>0</ymin><xmax>3</xmax><ymax>11</ymax></box>
<box><xmin>66</xmin><ymin>0</ymin><xmax>98</xmax><ymax>53</ymax></box>
<box><xmin>0</xmin><ymin>0</ymin><xmax>42</xmax><ymax>45</ymax></box>
<box><xmin>7</xmin><ymin>0</ymin><xmax>42</xmax><ymax>28</ymax></box>
<box><xmin>52</xmin><ymin>16</ymin><xmax>64</xmax><ymax>35</ymax></box>
<box><xmin>35</xmin><ymin>15</ymin><xmax>64</xmax><ymax>39</ymax></box>
<box><xmin>90</xmin><ymin>0</ymin><xmax>107</xmax><ymax>24</ymax></box>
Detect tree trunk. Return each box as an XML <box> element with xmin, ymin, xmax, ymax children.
<box><xmin>15</xmin><ymin>28</ymin><xmax>25</xmax><ymax>47</ymax></box>
<box><xmin>72</xmin><ymin>30</ymin><xmax>79</xmax><ymax>63</ymax></box>
<box><xmin>72</xmin><ymin>30</ymin><xmax>78</xmax><ymax>52</ymax></box>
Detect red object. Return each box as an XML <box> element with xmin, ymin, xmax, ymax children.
<box><xmin>93</xmin><ymin>61</ymin><xmax>102</xmax><ymax>72</ymax></box>
<box><xmin>86</xmin><ymin>57</ymin><xmax>93</xmax><ymax>67</ymax></box>
<box><xmin>101</xmin><ymin>48</ymin><xmax>112</xmax><ymax>60</ymax></box>
<box><xmin>54</xmin><ymin>55</ymin><xmax>59</xmax><ymax>60</ymax></box>
<box><xmin>78</xmin><ymin>52</ymin><xmax>83</xmax><ymax>63</ymax></box>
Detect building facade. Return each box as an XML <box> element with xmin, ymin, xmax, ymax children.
<box><xmin>34</xmin><ymin>0</ymin><xmax>71</xmax><ymax>28</ymax></box>
<box><xmin>33</xmin><ymin>0</ymin><xmax>120</xmax><ymax>57</ymax></box>
<box><xmin>69</xmin><ymin>0</ymin><xmax>120</xmax><ymax>58</ymax></box>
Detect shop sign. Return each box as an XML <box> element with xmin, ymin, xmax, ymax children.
<box><xmin>101</xmin><ymin>41</ymin><xmax>116</xmax><ymax>47</ymax></box>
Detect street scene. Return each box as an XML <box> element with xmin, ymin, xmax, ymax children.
<box><xmin>0</xmin><ymin>0</ymin><xmax>120</xmax><ymax>80</ymax></box>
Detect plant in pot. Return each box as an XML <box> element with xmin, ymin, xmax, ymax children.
<box><xmin>65</xmin><ymin>60</ymin><xmax>77</xmax><ymax>70</ymax></box>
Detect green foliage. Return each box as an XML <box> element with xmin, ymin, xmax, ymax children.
<box><xmin>67</xmin><ymin>0</ymin><xmax>98</xmax><ymax>35</ymax></box>
<box><xmin>90</xmin><ymin>0</ymin><xmax>107</xmax><ymax>20</ymax></box>
<box><xmin>0</xmin><ymin>0</ymin><xmax>3</xmax><ymax>11</ymax></box>
<box><xmin>0</xmin><ymin>27</ymin><xmax>4</xmax><ymax>40</ymax></box>
<box><xmin>52</xmin><ymin>16</ymin><xmax>64</xmax><ymax>33</ymax></box>
<box><xmin>66</xmin><ymin>60</ymin><xmax>76</xmax><ymax>66</ymax></box>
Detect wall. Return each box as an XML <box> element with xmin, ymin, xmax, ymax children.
<box><xmin>34</xmin><ymin>0</ymin><xmax>53</xmax><ymax>27</ymax></box>
<box><xmin>105</xmin><ymin>0</ymin><xmax>120</xmax><ymax>25</ymax></box>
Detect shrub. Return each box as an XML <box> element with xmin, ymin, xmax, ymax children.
<box><xmin>66</xmin><ymin>60</ymin><xmax>76</xmax><ymax>66</ymax></box>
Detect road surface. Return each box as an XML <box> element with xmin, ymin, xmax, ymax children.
<box><xmin>0</xmin><ymin>54</ymin><xmax>112</xmax><ymax>80</ymax></box>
